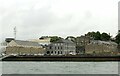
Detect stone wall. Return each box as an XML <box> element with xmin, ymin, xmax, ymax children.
<box><xmin>6</xmin><ymin>46</ymin><xmax>45</xmax><ymax>55</ymax></box>
<box><xmin>85</xmin><ymin>44</ymin><xmax>118</xmax><ymax>54</ymax></box>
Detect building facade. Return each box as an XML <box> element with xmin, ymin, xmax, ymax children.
<box><xmin>118</xmin><ymin>45</ymin><xmax>120</xmax><ymax>51</ymax></box>
<box><xmin>45</xmin><ymin>39</ymin><xmax>76</xmax><ymax>55</ymax></box>
<box><xmin>85</xmin><ymin>40</ymin><xmax>118</xmax><ymax>54</ymax></box>
<box><xmin>76</xmin><ymin>36</ymin><xmax>91</xmax><ymax>54</ymax></box>
<box><xmin>6</xmin><ymin>40</ymin><xmax>45</xmax><ymax>55</ymax></box>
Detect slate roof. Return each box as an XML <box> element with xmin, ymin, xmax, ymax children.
<box><xmin>91</xmin><ymin>40</ymin><xmax>118</xmax><ymax>45</ymax></box>
<box><xmin>13</xmin><ymin>40</ymin><xmax>41</xmax><ymax>47</ymax></box>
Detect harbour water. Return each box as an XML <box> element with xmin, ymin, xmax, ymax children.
<box><xmin>1</xmin><ymin>61</ymin><xmax>119</xmax><ymax>74</ymax></box>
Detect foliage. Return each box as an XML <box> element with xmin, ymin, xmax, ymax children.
<box><xmin>65</xmin><ymin>36</ymin><xmax>76</xmax><ymax>42</ymax></box>
<box><xmin>50</xmin><ymin>36</ymin><xmax>62</xmax><ymax>42</ymax></box>
<box><xmin>86</xmin><ymin>31</ymin><xmax>111</xmax><ymax>41</ymax></box>
<box><xmin>115</xmin><ymin>33</ymin><xmax>120</xmax><ymax>44</ymax></box>
<box><xmin>85</xmin><ymin>31</ymin><xmax>96</xmax><ymax>38</ymax></box>
<box><xmin>101</xmin><ymin>33</ymin><xmax>110</xmax><ymax>41</ymax></box>
<box><xmin>94</xmin><ymin>31</ymin><xmax>101</xmax><ymax>40</ymax></box>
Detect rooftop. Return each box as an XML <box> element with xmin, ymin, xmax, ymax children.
<box><xmin>55</xmin><ymin>39</ymin><xmax>74</xmax><ymax>43</ymax></box>
<box><xmin>12</xmin><ymin>40</ymin><xmax>41</xmax><ymax>47</ymax></box>
<box><xmin>91</xmin><ymin>40</ymin><xmax>118</xmax><ymax>45</ymax></box>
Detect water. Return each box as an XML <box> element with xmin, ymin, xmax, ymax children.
<box><xmin>0</xmin><ymin>45</ymin><xmax>119</xmax><ymax>74</ymax></box>
<box><xmin>1</xmin><ymin>61</ymin><xmax>119</xmax><ymax>74</ymax></box>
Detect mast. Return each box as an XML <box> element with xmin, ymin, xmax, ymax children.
<box><xmin>14</xmin><ymin>26</ymin><xmax>17</xmax><ymax>40</ymax></box>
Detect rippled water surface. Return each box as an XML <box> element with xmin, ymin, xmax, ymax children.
<box><xmin>1</xmin><ymin>61</ymin><xmax>119</xmax><ymax>74</ymax></box>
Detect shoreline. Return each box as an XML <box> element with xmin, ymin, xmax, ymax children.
<box><xmin>2</xmin><ymin>55</ymin><xmax>120</xmax><ymax>61</ymax></box>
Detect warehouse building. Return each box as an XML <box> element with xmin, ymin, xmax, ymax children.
<box><xmin>6</xmin><ymin>40</ymin><xmax>45</xmax><ymax>55</ymax></box>
<box><xmin>85</xmin><ymin>40</ymin><xmax>118</xmax><ymax>54</ymax></box>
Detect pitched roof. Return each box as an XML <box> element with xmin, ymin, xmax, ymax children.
<box><xmin>91</xmin><ymin>40</ymin><xmax>118</xmax><ymax>45</ymax></box>
<box><xmin>13</xmin><ymin>40</ymin><xmax>41</xmax><ymax>47</ymax></box>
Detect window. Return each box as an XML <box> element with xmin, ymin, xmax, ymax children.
<box><xmin>51</xmin><ymin>51</ymin><xmax>53</xmax><ymax>54</ymax></box>
<box><xmin>61</xmin><ymin>47</ymin><xmax>62</xmax><ymax>49</ymax></box>
<box><xmin>55</xmin><ymin>46</ymin><xmax>56</xmax><ymax>50</ymax></box>
<box><xmin>61</xmin><ymin>51</ymin><xmax>62</xmax><ymax>54</ymax></box>
<box><xmin>58</xmin><ymin>51</ymin><xmax>60</xmax><ymax>54</ymax></box>
<box><xmin>55</xmin><ymin>51</ymin><xmax>56</xmax><ymax>54</ymax></box>
<box><xmin>46</xmin><ymin>51</ymin><xmax>50</xmax><ymax>54</ymax></box>
<box><xmin>49</xmin><ymin>46</ymin><xmax>52</xmax><ymax>49</ymax></box>
<box><xmin>58</xmin><ymin>47</ymin><xmax>59</xmax><ymax>49</ymax></box>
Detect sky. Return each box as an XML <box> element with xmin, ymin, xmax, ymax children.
<box><xmin>0</xmin><ymin>0</ymin><xmax>120</xmax><ymax>41</ymax></box>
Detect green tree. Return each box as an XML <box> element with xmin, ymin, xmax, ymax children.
<box><xmin>101</xmin><ymin>33</ymin><xmax>111</xmax><ymax>41</ymax></box>
<box><xmin>85</xmin><ymin>31</ymin><xmax>101</xmax><ymax>40</ymax></box>
<box><xmin>94</xmin><ymin>31</ymin><xmax>101</xmax><ymax>40</ymax></box>
<box><xmin>85</xmin><ymin>31</ymin><xmax>96</xmax><ymax>38</ymax></box>
<box><xmin>65</xmin><ymin>36</ymin><xmax>76</xmax><ymax>42</ymax></box>
<box><xmin>115</xmin><ymin>33</ymin><xmax>120</xmax><ymax>44</ymax></box>
<box><xmin>50</xmin><ymin>36</ymin><xmax>62</xmax><ymax>42</ymax></box>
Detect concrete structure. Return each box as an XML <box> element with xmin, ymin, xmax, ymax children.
<box><xmin>6</xmin><ymin>40</ymin><xmax>45</xmax><ymax>55</ymax></box>
<box><xmin>45</xmin><ymin>39</ymin><xmax>76</xmax><ymax>55</ymax></box>
<box><xmin>76</xmin><ymin>36</ymin><xmax>91</xmax><ymax>54</ymax></box>
<box><xmin>85</xmin><ymin>40</ymin><xmax>118</xmax><ymax>54</ymax></box>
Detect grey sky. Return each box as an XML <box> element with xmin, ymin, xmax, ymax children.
<box><xmin>0</xmin><ymin>0</ymin><xmax>120</xmax><ymax>41</ymax></box>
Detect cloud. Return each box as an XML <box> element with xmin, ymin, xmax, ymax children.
<box><xmin>0</xmin><ymin>0</ymin><xmax>119</xmax><ymax>40</ymax></box>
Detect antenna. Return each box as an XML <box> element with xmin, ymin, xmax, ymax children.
<box><xmin>14</xmin><ymin>26</ymin><xmax>17</xmax><ymax>40</ymax></box>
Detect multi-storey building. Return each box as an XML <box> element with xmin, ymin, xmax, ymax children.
<box><xmin>76</xmin><ymin>36</ymin><xmax>91</xmax><ymax>54</ymax></box>
<box><xmin>45</xmin><ymin>39</ymin><xmax>76</xmax><ymax>55</ymax></box>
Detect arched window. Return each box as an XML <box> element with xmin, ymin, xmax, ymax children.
<box><xmin>61</xmin><ymin>47</ymin><xmax>62</xmax><ymax>49</ymax></box>
<box><xmin>58</xmin><ymin>51</ymin><xmax>60</xmax><ymax>54</ymax></box>
<box><xmin>49</xmin><ymin>46</ymin><xmax>52</xmax><ymax>49</ymax></box>
<box><xmin>55</xmin><ymin>47</ymin><xmax>56</xmax><ymax>50</ymax></box>
<box><xmin>46</xmin><ymin>51</ymin><xmax>50</xmax><ymax>54</ymax></box>
<box><xmin>61</xmin><ymin>51</ymin><xmax>62</xmax><ymax>54</ymax></box>
<box><xmin>51</xmin><ymin>51</ymin><xmax>53</xmax><ymax>54</ymax></box>
<box><xmin>55</xmin><ymin>51</ymin><xmax>56</xmax><ymax>54</ymax></box>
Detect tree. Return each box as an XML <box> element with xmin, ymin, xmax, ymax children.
<box><xmin>65</xmin><ymin>36</ymin><xmax>76</xmax><ymax>42</ymax></box>
<box><xmin>50</xmin><ymin>36</ymin><xmax>62</xmax><ymax>42</ymax></box>
<box><xmin>85</xmin><ymin>31</ymin><xmax>101</xmax><ymax>40</ymax></box>
<box><xmin>101</xmin><ymin>33</ymin><xmax>111</xmax><ymax>41</ymax></box>
<box><xmin>85</xmin><ymin>31</ymin><xmax>96</xmax><ymax>38</ymax></box>
<box><xmin>115</xmin><ymin>33</ymin><xmax>120</xmax><ymax>44</ymax></box>
<box><xmin>94</xmin><ymin>31</ymin><xmax>101</xmax><ymax>40</ymax></box>
<box><xmin>85</xmin><ymin>31</ymin><xmax>112</xmax><ymax>41</ymax></box>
